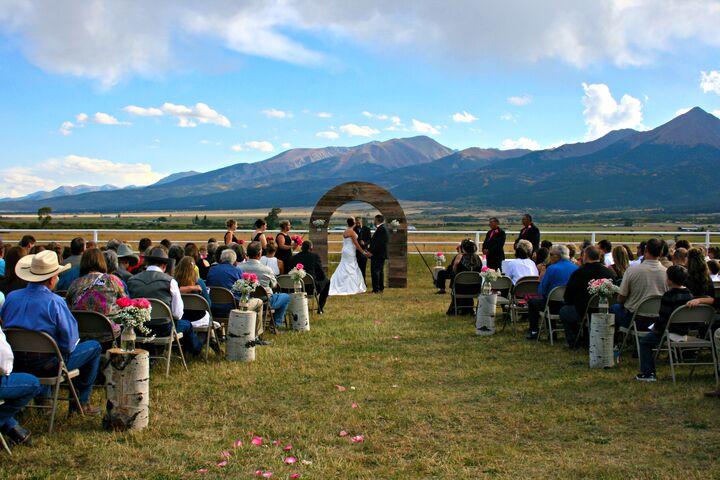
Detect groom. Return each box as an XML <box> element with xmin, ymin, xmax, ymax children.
<box><xmin>365</xmin><ymin>214</ymin><xmax>389</xmax><ymax>293</ymax></box>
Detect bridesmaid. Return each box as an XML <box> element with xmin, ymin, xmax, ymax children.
<box><xmin>224</xmin><ymin>219</ymin><xmax>239</xmax><ymax>245</ymax></box>
<box><xmin>275</xmin><ymin>220</ymin><xmax>294</xmax><ymax>269</ymax></box>
<box><xmin>252</xmin><ymin>219</ymin><xmax>268</xmax><ymax>256</ymax></box>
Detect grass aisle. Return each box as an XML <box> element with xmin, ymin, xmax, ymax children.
<box><xmin>4</xmin><ymin>258</ymin><xmax>720</xmax><ymax>479</ymax></box>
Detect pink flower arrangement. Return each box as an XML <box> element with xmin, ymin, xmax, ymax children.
<box><xmin>291</xmin><ymin>235</ymin><xmax>303</xmax><ymax>247</ymax></box>
<box><xmin>587</xmin><ymin>278</ymin><xmax>619</xmax><ymax>298</ymax></box>
<box><xmin>296</xmin><ymin>263</ymin><xmax>304</xmax><ymax>270</ymax></box>
<box><xmin>114</xmin><ymin>297</ymin><xmax>153</xmax><ymax>335</ymax></box>
<box><xmin>116</xmin><ymin>297</ymin><xmax>151</xmax><ymax>309</ymax></box>
<box><xmin>238</xmin><ymin>239</ymin><xmax>245</xmax><ymax>245</ymax></box>
<box><xmin>242</xmin><ymin>273</ymin><xmax>259</xmax><ymax>282</ymax></box>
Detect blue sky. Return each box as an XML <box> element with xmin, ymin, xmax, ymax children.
<box><xmin>1</xmin><ymin>0</ymin><xmax>720</xmax><ymax>197</ymax></box>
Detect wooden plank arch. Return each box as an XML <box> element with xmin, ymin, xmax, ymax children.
<box><xmin>309</xmin><ymin>181</ymin><xmax>407</xmax><ymax>288</ymax></box>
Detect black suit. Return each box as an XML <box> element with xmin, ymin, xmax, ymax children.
<box><xmin>482</xmin><ymin>228</ymin><xmax>506</xmax><ymax>270</ymax></box>
<box><xmin>514</xmin><ymin>224</ymin><xmax>541</xmax><ymax>252</ymax></box>
<box><xmin>286</xmin><ymin>250</ymin><xmax>330</xmax><ymax>312</ymax></box>
<box><xmin>354</xmin><ymin>225</ymin><xmax>371</xmax><ymax>277</ymax></box>
<box><xmin>369</xmin><ymin>224</ymin><xmax>389</xmax><ymax>292</ymax></box>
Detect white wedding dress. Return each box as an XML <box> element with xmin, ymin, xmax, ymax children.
<box><xmin>329</xmin><ymin>236</ymin><xmax>367</xmax><ymax>296</ymax></box>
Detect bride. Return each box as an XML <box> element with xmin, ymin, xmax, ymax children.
<box><xmin>329</xmin><ymin>217</ymin><xmax>367</xmax><ymax>296</ymax></box>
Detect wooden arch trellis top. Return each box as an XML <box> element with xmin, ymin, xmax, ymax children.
<box><xmin>309</xmin><ymin>181</ymin><xmax>407</xmax><ymax>288</ymax></box>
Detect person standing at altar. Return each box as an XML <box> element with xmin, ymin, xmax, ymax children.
<box><xmin>514</xmin><ymin>214</ymin><xmax>540</xmax><ymax>253</ymax></box>
<box><xmin>482</xmin><ymin>217</ymin><xmax>506</xmax><ymax>270</ymax></box>
<box><xmin>367</xmin><ymin>215</ymin><xmax>389</xmax><ymax>293</ymax></box>
<box><xmin>354</xmin><ymin>217</ymin><xmax>371</xmax><ymax>278</ymax></box>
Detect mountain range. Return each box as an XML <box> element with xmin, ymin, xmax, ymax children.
<box><xmin>1</xmin><ymin>107</ymin><xmax>719</xmax><ymax>213</ymax></box>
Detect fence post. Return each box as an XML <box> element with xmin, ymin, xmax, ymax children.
<box><xmin>93</xmin><ymin>230</ymin><xmax>98</xmax><ymax>243</ymax></box>
<box><xmin>591</xmin><ymin>231</ymin><xmax>596</xmax><ymax>244</ymax></box>
<box><xmin>475</xmin><ymin>231</ymin><xmax>480</xmax><ymax>247</ymax></box>
<box><xmin>706</xmin><ymin>231</ymin><xmax>711</xmax><ymax>250</ymax></box>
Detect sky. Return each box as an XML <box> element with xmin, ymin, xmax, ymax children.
<box><xmin>1</xmin><ymin>0</ymin><xmax>720</xmax><ymax>198</ymax></box>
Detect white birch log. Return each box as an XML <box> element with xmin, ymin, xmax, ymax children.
<box><xmin>289</xmin><ymin>293</ymin><xmax>310</xmax><ymax>332</ymax></box>
<box><xmin>589</xmin><ymin>313</ymin><xmax>615</xmax><ymax>368</ymax></box>
<box><xmin>227</xmin><ymin>310</ymin><xmax>256</xmax><ymax>362</ymax></box>
<box><xmin>103</xmin><ymin>348</ymin><xmax>149</xmax><ymax>431</ymax></box>
<box><xmin>476</xmin><ymin>294</ymin><xmax>497</xmax><ymax>336</ymax></box>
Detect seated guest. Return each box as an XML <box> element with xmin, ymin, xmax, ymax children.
<box><xmin>540</xmin><ymin>240</ymin><xmax>553</xmax><ymax>250</ymax></box>
<box><xmin>671</xmin><ymin>247</ymin><xmax>688</xmax><ymax>266</ymax></box>
<box><xmin>560</xmin><ymin>246</ymin><xmax>616</xmax><ymax>348</ymax></box>
<box><xmin>252</xmin><ymin>219</ymin><xmax>268</xmax><ymax>256</ymax></box>
<box><xmin>56</xmin><ymin>263</ymin><xmax>80</xmax><ymax>291</ymax></box>
<box><xmin>286</xmin><ymin>240</ymin><xmax>330</xmax><ymax>314</ymax></box>
<box><xmin>185</xmin><ymin>243</ymin><xmax>210</xmax><ymax>280</ymax></box>
<box><xmin>242</xmin><ymin>242</ymin><xmax>290</xmax><ymax>329</ymax></box>
<box><xmin>534</xmin><ymin>247</ymin><xmax>550</xmax><ymax>279</ymax></box>
<box><xmin>102</xmin><ymin>250</ymin><xmax>128</xmax><ymax>291</ymax></box>
<box><xmin>598</xmin><ymin>239</ymin><xmax>613</xmax><ymax>266</ymax></box>
<box><xmin>0</xmin><ymin>326</ymin><xmax>41</xmax><ymax>446</ymax></box>
<box><xmin>635</xmin><ymin>265</ymin><xmax>693</xmax><ymax>382</ymax></box>
<box><xmin>684</xmin><ymin>248</ymin><xmax>717</xmax><ymax>306</ymax></box>
<box><xmin>0</xmin><ymin>242</ymin><xmax>5</xmax><ymax>277</ymax></box>
<box><xmin>18</xmin><ymin>235</ymin><xmax>35</xmax><ymax>251</ymax></box>
<box><xmin>261</xmin><ymin>240</ymin><xmax>283</xmax><ymax>275</ymax></box>
<box><xmin>659</xmin><ymin>241</ymin><xmax>672</xmax><ymax>268</ymax></box>
<box><xmin>61</xmin><ymin>237</ymin><xmax>86</xmax><ymax>269</ymax></box>
<box><xmin>105</xmin><ymin>239</ymin><xmax>122</xmax><ymax>252</ymax></box>
<box><xmin>446</xmin><ymin>239</ymin><xmax>483</xmax><ymax>316</ymax></box>
<box><xmin>611</xmin><ymin>238</ymin><xmax>668</xmax><ymax>330</ymax></box>
<box><xmin>160</xmin><ymin>239</ymin><xmax>172</xmax><ymax>250</ymax></box>
<box><xmin>610</xmin><ymin>245</ymin><xmax>630</xmax><ymax>280</ymax></box>
<box><xmin>708</xmin><ymin>247</ymin><xmax>720</xmax><ymax>260</ymax></box>
<box><xmin>228</xmin><ymin>242</ymin><xmax>246</xmax><ymax>264</ymax></box>
<box><xmin>167</xmin><ymin>245</ymin><xmax>185</xmax><ymax>276</ymax></box>
<box><xmin>501</xmin><ymin>240</ymin><xmax>538</xmax><ymax>285</ymax></box>
<box><xmin>28</xmin><ymin>245</ymin><xmax>45</xmax><ymax>255</ymax></box>
<box><xmin>115</xmin><ymin>243</ymin><xmax>139</xmax><ymax>283</ymax></box>
<box><xmin>66</xmin><ymin>249</ymin><xmax>127</xmax><ymax>333</ymax></box>
<box><xmin>127</xmin><ymin>248</ymin><xmax>202</xmax><ymax>356</ymax></box>
<box><xmin>0</xmin><ymin>247</ymin><xmax>28</xmax><ymax>296</ymax></box>
<box><xmin>436</xmin><ymin>244</ymin><xmax>462</xmax><ymax>294</ymax></box>
<box><xmin>128</xmin><ymin>238</ymin><xmax>152</xmax><ymax>274</ymax></box>
<box><xmin>708</xmin><ymin>260</ymin><xmax>720</xmax><ymax>282</ymax></box>
<box><xmin>630</xmin><ymin>241</ymin><xmax>647</xmax><ymax>266</ymax></box>
<box><xmin>675</xmin><ymin>239</ymin><xmax>691</xmax><ymax>250</ymax></box>
<box><xmin>622</xmin><ymin>244</ymin><xmax>635</xmax><ymax>262</ymax></box>
<box><xmin>46</xmin><ymin>242</ymin><xmax>64</xmax><ymax>264</ymax></box>
<box><xmin>174</xmin><ymin>257</ymin><xmax>211</xmax><ymax>307</ymax></box>
<box><xmin>1</xmin><ymin>250</ymin><xmax>102</xmax><ymax>415</ymax></box>
<box><xmin>526</xmin><ymin>245</ymin><xmax>578</xmax><ymax>340</ymax></box>
<box><xmin>567</xmin><ymin>244</ymin><xmax>578</xmax><ymax>265</ymax></box>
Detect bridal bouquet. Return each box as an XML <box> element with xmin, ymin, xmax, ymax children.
<box><xmin>587</xmin><ymin>278</ymin><xmax>619</xmax><ymax>298</ymax></box>
<box><xmin>291</xmin><ymin>235</ymin><xmax>303</xmax><ymax>248</ymax></box>
<box><xmin>232</xmin><ymin>273</ymin><xmax>259</xmax><ymax>305</ymax></box>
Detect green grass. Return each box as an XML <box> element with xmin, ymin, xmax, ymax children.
<box><xmin>4</xmin><ymin>257</ymin><xmax>720</xmax><ymax>479</ymax></box>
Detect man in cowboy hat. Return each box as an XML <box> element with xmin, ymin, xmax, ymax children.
<box><xmin>115</xmin><ymin>243</ymin><xmax>139</xmax><ymax>283</ymax></box>
<box><xmin>127</xmin><ymin>247</ymin><xmax>203</xmax><ymax>356</ymax></box>
<box><xmin>0</xmin><ymin>250</ymin><xmax>102</xmax><ymax>415</ymax></box>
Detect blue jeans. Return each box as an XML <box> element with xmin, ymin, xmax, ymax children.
<box><xmin>560</xmin><ymin>305</ymin><xmax>581</xmax><ymax>347</ymax></box>
<box><xmin>14</xmin><ymin>340</ymin><xmax>101</xmax><ymax>405</ymax></box>
<box><xmin>0</xmin><ymin>373</ymin><xmax>42</xmax><ymax>431</ymax></box>
<box><xmin>639</xmin><ymin>330</ymin><xmax>662</xmax><ymax>375</ymax></box>
<box><xmin>153</xmin><ymin>320</ymin><xmax>203</xmax><ymax>355</ymax></box>
<box><xmin>611</xmin><ymin>304</ymin><xmax>630</xmax><ymax>329</ymax></box>
<box><xmin>270</xmin><ymin>293</ymin><xmax>290</xmax><ymax>326</ymax></box>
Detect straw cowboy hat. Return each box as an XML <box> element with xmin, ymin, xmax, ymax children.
<box><xmin>15</xmin><ymin>250</ymin><xmax>71</xmax><ymax>282</ymax></box>
<box><xmin>116</xmin><ymin>243</ymin><xmax>139</xmax><ymax>267</ymax></box>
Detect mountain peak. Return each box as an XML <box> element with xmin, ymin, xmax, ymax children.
<box><xmin>636</xmin><ymin>106</ymin><xmax>720</xmax><ymax>148</ymax></box>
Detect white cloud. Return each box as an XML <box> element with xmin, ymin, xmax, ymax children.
<box><xmin>390</xmin><ymin>116</ymin><xmax>402</xmax><ymax>126</ymax></box>
<box><xmin>316</xmin><ymin>130</ymin><xmax>340</xmax><ymax>139</ymax></box>
<box><xmin>123</xmin><ymin>105</ymin><xmax>164</xmax><ymax>117</ymax></box>
<box><xmin>581</xmin><ymin>82</ymin><xmax>644</xmax><ymax>140</ymax></box>
<box><xmin>159</xmin><ymin>102</ymin><xmax>231</xmax><ymax>128</ymax></box>
<box><xmin>75</xmin><ymin>112</ymin><xmax>128</xmax><ymax>125</ymax></box>
<box><xmin>230</xmin><ymin>144</ymin><xmax>244</xmax><ymax>151</ymax></box>
<box><xmin>507</xmin><ymin>95</ymin><xmax>532</xmax><ymax>106</ymax></box>
<box><xmin>700</xmin><ymin>70</ymin><xmax>720</xmax><ymax>95</ymax></box>
<box><xmin>59</xmin><ymin>121</ymin><xmax>74</xmax><ymax>136</ymax></box>
<box><xmin>75</xmin><ymin>113</ymin><xmax>89</xmax><ymax>123</ymax></box>
<box><xmin>675</xmin><ymin>107</ymin><xmax>691</xmax><ymax>117</ymax></box>
<box><xmin>245</xmin><ymin>140</ymin><xmax>275</xmax><ymax>152</ymax></box>
<box><xmin>0</xmin><ymin>154</ymin><xmax>165</xmax><ymax>198</ymax></box>
<box><xmin>281</xmin><ymin>142</ymin><xmax>292</xmax><ymax>148</ymax></box>
<box><xmin>500</xmin><ymin>113</ymin><xmax>516</xmax><ymax>122</ymax></box>
<box><xmin>451</xmin><ymin>111</ymin><xmax>478</xmax><ymax>123</ymax></box>
<box><xmin>262</xmin><ymin>108</ymin><xmax>293</xmax><ymax>119</ymax></box>
<box><xmin>362</xmin><ymin>111</ymin><xmax>389</xmax><ymax>120</ymax></box>
<box><xmin>500</xmin><ymin>137</ymin><xmax>541</xmax><ymax>150</ymax></box>
<box><xmin>411</xmin><ymin>118</ymin><xmax>440</xmax><ymax>135</ymax></box>
<box><xmin>316</xmin><ymin>112</ymin><xmax>332</xmax><ymax>118</ymax></box>
<box><xmin>339</xmin><ymin>123</ymin><xmax>379</xmax><ymax>137</ymax></box>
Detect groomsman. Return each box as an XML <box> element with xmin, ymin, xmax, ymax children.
<box><xmin>366</xmin><ymin>215</ymin><xmax>389</xmax><ymax>293</ymax></box>
<box><xmin>514</xmin><ymin>214</ymin><xmax>541</xmax><ymax>252</ymax></box>
<box><xmin>482</xmin><ymin>217</ymin><xmax>506</xmax><ymax>270</ymax></box>
<box><xmin>354</xmin><ymin>217</ymin><xmax>371</xmax><ymax>278</ymax></box>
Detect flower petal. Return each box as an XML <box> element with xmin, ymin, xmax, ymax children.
<box><xmin>216</xmin><ymin>461</ymin><xmax>228</xmax><ymax>467</ymax></box>
<box><xmin>334</xmin><ymin>384</ymin><xmax>346</xmax><ymax>392</ymax></box>
<box><xmin>283</xmin><ymin>445</ymin><xmax>293</xmax><ymax>451</ymax></box>
<box><xmin>221</xmin><ymin>451</ymin><xmax>231</xmax><ymax>458</ymax></box>
<box><xmin>339</xmin><ymin>430</ymin><xmax>348</xmax><ymax>437</ymax></box>
<box><xmin>391</xmin><ymin>335</ymin><xmax>401</xmax><ymax>340</ymax></box>
<box><xmin>301</xmin><ymin>460</ymin><xmax>313</xmax><ymax>465</ymax></box>
<box><xmin>284</xmin><ymin>456</ymin><xmax>297</xmax><ymax>464</ymax></box>
<box><xmin>262</xmin><ymin>472</ymin><xmax>273</xmax><ymax>478</ymax></box>
<box><xmin>196</xmin><ymin>468</ymin><xmax>208</xmax><ymax>474</ymax></box>
<box><xmin>290</xmin><ymin>474</ymin><xmax>302</xmax><ymax>479</ymax></box>
<box><xmin>251</xmin><ymin>436</ymin><xmax>263</xmax><ymax>446</ymax></box>
<box><xmin>351</xmin><ymin>402</ymin><xmax>358</xmax><ymax>409</ymax></box>
<box><xmin>272</xmin><ymin>440</ymin><xmax>281</xmax><ymax>446</ymax></box>
<box><xmin>351</xmin><ymin>435</ymin><xmax>365</xmax><ymax>443</ymax></box>
<box><xmin>233</xmin><ymin>439</ymin><xmax>243</xmax><ymax>448</ymax></box>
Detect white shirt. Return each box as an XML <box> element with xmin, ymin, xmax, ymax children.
<box><xmin>629</xmin><ymin>256</ymin><xmax>644</xmax><ymax>266</ymax></box>
<box><xmin>260</xmin><ymin>256</ymin><xmax>280</xmax><ymax>275</ymax></box>
<box><xmin>501</xmin><ymin>258</ymin><xmax>539</xmax><ymax>284</ymax></box>
<box><xmin>147</xmin><ymin>265</ymin><xmax>184</xmax><ymax>320</ymax></box>
<box><xmin>0</xmin><ymin>328</ymin><xmax>14</xmax><ymax>376</ymax></box>
<box><xmin>604</xmin><ymin>252</ymin><xmax>614</xmax><ymax>266</ymax></box>
<box><xmin>711</xmin><ymin>274</ymin><xmax>720</xmax><ymax>282</ymax></box>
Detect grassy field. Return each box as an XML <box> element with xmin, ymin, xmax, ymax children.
<box><xmin>3</xmin><ymin>257</ymin><xmax>720</xmax><ymax>479</ymax></box>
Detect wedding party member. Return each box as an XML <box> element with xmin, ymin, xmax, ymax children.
<box><xmin>446</xmin><ymin>239</ymin><xmax>483</xmax><ymax>316</ymax></box>
<box><xmin>501</xmin><ymin>240</ymin><xmax>538</xmax><ymax>284</ymax></box>
<box><xmin>354</xmin><ymin>217</ymin><xmax>372</xmax><ymax>278</ymax></box>
<box><xmin>252</xmin><ymin>219</ymin><xmax>268</xmax><ymax>256</ymax></box>
<box><xmin>482</xmin><ymin>217</ymin><xmax>506</xmax><ymax>270</ymax></box>
<box><xmin>287</xmin><ymin>240</ymin><xmax>331</xmax><ymax>314</ymax></box>
<box><xmin>514</xmin><ymin>214</ymin><xmax>540</xmax><ymax>252</ymax></box>
<box><xmin>367</xmin><ymin>215</ymin><xmax>389</xmax><ymax>294</ymax></box>
<box><xmin>0</xmin><ymin>247</ymin><xmax>28</xmax><ymax>296</ymax></box>
<box><xmin>260</xmin><ymin>240</ymin><xmax>283</xmax><ymax>275</ymax></box>
<box><xmin>329</xmin><ymin>218</ymin><xmax>367</xmax><ymax>296</ymax></box>
<box><xmin>0</xmin><ymin>326</ymin><xmax>41</xmax><ymax>447</ymax></box>
<box><xmin>526</xmin><ymin>245</ymin><xmax>578</xmax><ymax>340</ymax></box>
<box><xmin>1</xmin><ymin>250</ymin><xmax>102</xmax><ymax>415</ymax></box>
<box><xmin>127</xmin><ymin>248</ymin><xmax>203</xmax><ymax>356</ymax></box>
<box><xmin>224</xmin><ymin>219</ymin><xmax>239</xmax><ymax>245</ymax></box>
<box><xmin>241</xmin><ymin>242</ymin><xmax>290</xmax><ymax>329</ymax></box>
<box><xmin>559</xmin><ymin>246</ymin><xmax>616</xmax><ymax>348</ymax></box>
<box><xmin>274</xmin><ymin>220</ymin><xmax>294</xmax><ymax>269</ymax></box>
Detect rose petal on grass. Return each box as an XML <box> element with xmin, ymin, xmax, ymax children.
<box><xmin>351</xmin><ymin>435</ymin><xmax>365</xmax><ymax>443</ymax></box>
<box><xmin>216</xmin><ymin>460</ymin><xmax>228</xmax><ymax>467</ymax></box>
<box><xmin>196</xmin><ymin>468</ymin><xmax>208</xmax><ymax>474</ymax></box>
<box><xmin>233</xmin><ymin>439</ymin><xmax>243</xmax><ymax>448</ymax></box>
<box><xmin>373</xmin><ymin>320</ymin><xmax>383</xmax><ymax>325</ymax></box>
<box><xmin>262</xmin><ymin>472</ymin><xmax>273</xmax><ymax>478</ymax></box>
<box><xmin>255</xmin><ymin>470</ymin><xmax>264</xmax><ymax>476</ymax></box>
<box><xmin>221</xmin><ymin>451</ymin><xmax>231</xmax><ymax>458</ymax></box>
<box><xmin>339</xmin><ymin>430</ymin><xmax>348</xmax><ymax>437</ymax></box>
<box><xmin>272</xmin><ymin>440</ymin><xmax>281</xmax><ymax>445</ymax></box>
<box><xmin>284</xmin><ymin>456</ymin><xmax>297</xmax><ymax>464</ymax></box>
<box><xmin>334</xmin><ymin>384</ymin><xmax>346</xmax><ymax>392</ymax></box>
<box><xmin>283</xmin><ymin>444</ymin><xmax>293</xmax><ymax>451</ymax></box>
<box><xmin>251</xmin><ymin>436</ymin><xmax>263</xmax><ymax>446</ymax></box>
<box><xmin>351</xmin><ymin>402</ymin><xmax>358</xmax><ymax>409</ymax></box>
<box><xmin>290</xmin><ymin>474</ymin><xmax>302</xmax><ymax>479</ymax></box>
<box><xmin>391</xmin><ymin>335</ymin><xmax>401</xmax><ymax>340</ymax></box>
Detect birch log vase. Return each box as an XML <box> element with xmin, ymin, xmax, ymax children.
<box><xmin>227</xmin><ymin>309</ymin><xmax>256</xmax><ymax>362</ymax></box>
<box><xmin>476</xmin><ymin>294</ymin><xmax>497</xmax><ymax>336</ymax></box>
<box><xmin>103</xmin><ymin>348</ymin><xmax>149</xmax><ymax>431</ymax></box>
<box><xmin>289</xmin><ymin>293</ymin><xmax>310</xmax><ymax>332</ymax></box>
<box><xmin>589</xmin><ymin>313</ymin><xmax>615</xmax><ymax>368</ymax></box>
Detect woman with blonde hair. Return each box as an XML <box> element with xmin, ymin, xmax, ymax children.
<box><xmin>610</xmin><ymin>245</ymin><xmax>630</xmax><ymax>280</ymax></box>
<box><xmin>173</xmin><ymin>256</ymin><xmax>211</xmax><ymax>307</ymax></box>
<box><xmin>224</xmin><ymin>219</ymin><xmax>239</xmax><ymax>245</ymax></box>
<box><xmin>261</xmin><ymin>239</ymin><xmax>284</xmax><ymax>275</ymax></box>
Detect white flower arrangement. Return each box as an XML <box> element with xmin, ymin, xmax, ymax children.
<box><xmin>232</xmin><ymin>273</ymin><xmax>260</xmax><ymax>297</ymax></box>
<box><xmin>288</xmin><ymin>265</ymin><xmax>307</xmax><ymax>283</ymax></box>
<box><xmin>114</xmin><ymin>298</ymin><xmax>154</xmax><ymax>337</ymax></box>
<box><xmin>312</xmin><ymin>219</ymin><xmax>326</xmax><ymax>228</ymax></box>
<box><xmin>389</xmin><ymin>219</ymin><xmax>401</xmax><ymax>229</ymax></box>
<box><xmin>588</xmin><ymin>278</ymin><xmax>620</xmax><ymax>298</ymax></box>
<box><xmin>480</xmin><ymin>268</ymin><xmax>502</xmax><ymax>283</ymax></box>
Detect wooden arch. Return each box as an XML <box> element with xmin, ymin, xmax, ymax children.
<box><xmin>309</xmin><ymin>182</ymin><xmax>407</xmax><ymax>288</ymax></box>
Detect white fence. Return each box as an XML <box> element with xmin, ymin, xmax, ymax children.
<box><xmin>0</xmin><ymin>228</ymin><xmax>717</xmax><ymax>255</ymax></box>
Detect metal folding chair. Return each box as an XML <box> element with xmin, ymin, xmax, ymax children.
<box><xmin>537</xmin><ymin>286</ymin><xmax>566</xmax><ymax>345</ymax></box>
<box><xmin>451</xmin><ymin>271</ymin><xmax>482</xmax><ymax>315</ymax></box>
<box><xmin>618</xmin><ymin>295</ymin><xmax>661</xmax><ymax>365</ymax></box>
<box><xmin>181</xmin><ymin>293</ymin><xmax>220</xmax><ymax>361</ymax></box>
<box><xmin>136</xmin><ymin>299</ymin><xmax>188</xmax><ymax>377</ymax></box>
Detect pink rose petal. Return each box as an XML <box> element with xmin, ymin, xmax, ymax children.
<box><xmin>255</xmin><ymin>470</ymin><xmax>264</xmax><ymax>476</ymax></box>
<box><xmin>283</xmin><ymin>444</ymin><xmax>293</xmax><ymax>451</ymax></box>
<box><xmin>221</xmin><ymin>451</ymin><xmax>231</xmax><ymax>458</ymax></box>
<box><xmin>196</xmin><ymin>469</ymin><xmax>208</xmax><ymax>474</ymax></box>
<box><xmin>334</xmin><ymin>384</ymin><xmax>346</xmax><ymax>392</ymax></box>
<box><xmin>351</xmin><ymin>402</ymin><xmax>358</xmax><ymax>409</ymax></box>
<box><xmin>290</xmin><ymin>474</ymin><xmax>302</xmax><ymax>479</ymax></box>
<box><xmin>374</xmin><ymin>320</ymin><xmax>383</xmax><ymax>325</ymax></box>
<box><xmin>272</xmin><ymin>440</ymin><xmax>281</xmax><ymax>446</ymax></box>
<box><xmin>351</xmin><ymin>435</ymin><xmax>365</xmax><ymax>443</ymax></box>
<box><xmin>216</xmin><ymin>460</ymin><xmax>228</xmax><ymax>467</ymax></box>
<box><xmin>339</xmin><ymin>430</ymin><xmax>348</xmax><ymax>437</ymax></box>
<box><xmin>284</xmin><ymin>456</ymin><xmax>297</xmax><ymax>464</ymax></box>
<box><xmin>391</xmin><ymin>335</ymin><xmax>401</xmax><ymax>340</ymax></box>
<box><xmin>233</xmin><ymin>439</ymin><xmax>243</xmax><ymax>448</ymax></box>
<box><xmin>262</xmin><ymin>472</ymin><xmax>273</xmax><ymax>478</ymax></box>
<box><xmin>251</xmin><ymin>436</ymin><xmax>263</xmax><ymax>446</ymax></box>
